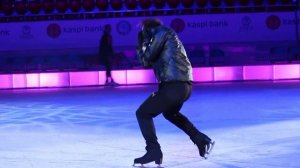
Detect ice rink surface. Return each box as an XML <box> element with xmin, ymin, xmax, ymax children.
<box><xmin>0</xmin><ymin>80</ymin><xmax>300</xmax><ymax>168</ymax></box>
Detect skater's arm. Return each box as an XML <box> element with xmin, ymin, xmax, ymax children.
<box><xmin>137</xmin><ymin>31</ymin><xmax>151</xmax><ymax>67</ymax></box>
<box><xmin>137</xmin><ymin>29</ymin><xmax>166</xmax><ymax>67</ymax></box>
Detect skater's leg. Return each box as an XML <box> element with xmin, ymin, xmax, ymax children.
<box><xmin>135</xmin><ymin>88</ymin><xmax>175</xmax><ymax>165</ymax></box>
<box><xmin>136</xmin><ymin>82</ymin><xmax>188</xmax><ymax>146</ymax></box>
<box><xmin>103</xmin><ymin>57</ymin><xmax>113</xmax><ymax>84</ymax></box>
<box><xmin>163</xmin><ymin>106</ymin><xmax>204</xmax><ymax>138</ymax></box>
<box><xmin>161</xmin><ymin>83</ymin><xmax>213</xmax><ymax>158</ymax></box>
<box><xmin>161</xmin><ymin>82</ymin><xmax>202</xmax><ymax>137</ymax></box>
<box><xmin>106</xmin><ymin>65</ymin><xmax>112</xmax><ymax>83</ymax></box>
<box><xmin>136</xmin><ymin>92</ymin><xmax>169</xmax><ymax>149</ymax></box>
<box><xmin>135</xmin><ymin>81</ymin><xmax>211</xmax><ymax>164</ymax></box>
<box><xmin>163</xmin><ymin>109</ymin><xmax>213</xmax><ymax>158</ymax></box>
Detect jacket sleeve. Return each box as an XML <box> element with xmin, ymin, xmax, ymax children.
<box><xmin>137</xmin><ymin>30</ymin><xmax>166</xmax><ymax>68</ymax></box>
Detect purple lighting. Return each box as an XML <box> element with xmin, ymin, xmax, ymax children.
<box><xmin>26</xmin><ymin>73</ymin><xmax>40</xmax><ymax>88</ymax></box>
<box><xmin>243</xmin><ymin>65</ymin><xmax>273</xmax><ymax>80</ymax></box>
<box><xmin>40</xmin><ymin>72</ymin><xmax>69</xmax><ymax>87</ymax></box>
<box><xmin>1</xmin><ymin>64</ymin><xmax>300</xmax><ymax>90</ymax></box>
<box><xmin>13</xmin><ymin>74</ymin><xmax>27</xmax><ymax>88</ymax></box>
<box><xmin>273</xmin><ymin>64</ymin><xmax>300</xmax><ymax>80</ymax></box>
<box><xmin>214</xmin><ymin>66</ymin><xmax>243</xmax><ymax>81</ymax></box>
<box><xmin>0</xmin><ymin>74</ymin><xmax>13</xmax><ymax>89</ymax></box>
<box><xmin>193</xmin><ymin>67</ymin><xmax>214</xmax><ymax>82</ymax></box>
<box><xmin>70</xmin><ymin>71</ymin><xmax>99</xmax><ymax>87</ymax></box>
<box><xmin>110</xmin><ymin>70</ymin><xmax>127</xmax><ymax>85</ymax></box>
<box><xmin>126</xmin><ymin>69</ymin><xmax>156</xmax><ymax>84</ymax></box>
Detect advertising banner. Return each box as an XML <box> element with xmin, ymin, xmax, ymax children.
<box><xmin>0</xmin><ymin>12</ymin><xmax>296</xmax><ymax>52</ymax></box>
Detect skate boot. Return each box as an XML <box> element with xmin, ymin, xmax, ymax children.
<box><xmin>133</xmin><ymin>148</ymin><xmax>163</xmax><ymax>167</ymax></box>
<box><xmin>191</xmin><ymin>133</ymin><xmax>215</xmax><ymax>159</ymax></box>
<box><xmin>110</xmin><ymin>80</ymin><xmax>119</xmax><ymax>86</ymax></box>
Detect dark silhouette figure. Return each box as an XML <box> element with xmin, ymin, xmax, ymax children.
<box><xmin>99</xmin><ymin>24</ymin><xmax>118</xmax><ymax>86</ymax></box>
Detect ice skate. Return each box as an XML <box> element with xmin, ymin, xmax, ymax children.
<box><xmin>105</xmin><ymin>79</ymin><xmax>119</xmax><ymax>87</ymax></box>
<box><xmin>132</xmin><ymin>163</ymin><xmax>163</xmax><ymax>168</ymax></box>
<box><xmin>109</xmin><ymin>80</ymin><xmax>119</xmax><ymax>86</ymax></box>
<box><xmin>203</xmin><ymin>140</ymin><xmax>215</xmax><ymax>159</ymax></box>
<box><xmin>191</xmin><ymin>133</ymin><xmax>215</xmax><ymax>159</ymax></box>
<box><xmin>133</xmin><ymin>149</ymin><xmax>163</xmax><ymax>167</ymax></box>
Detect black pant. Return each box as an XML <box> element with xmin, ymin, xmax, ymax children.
<box><xmin>105</xmin><ymin>63</ymin><xmax>112</xmax><ymax>78</ymax></box>
<box><xmin>103</xmin><ymin>58</ymin><xmax>112</xmax><ymax>78</ymax></box>
<box><xmin>99</xmin><ymin>55</ymin><xmax>112</xmax><ymax>78</ymax></box>
<box><xmin>136</xmin><ymin>81</ymin><xmax>201</xmax><ymax>150</ymax></box>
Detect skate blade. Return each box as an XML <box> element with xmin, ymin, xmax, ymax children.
<box><xmin>204</xmin><ymin>141</ymin><xmax>215</xmax><ymax>159</ymax></box>
<box><xmin>132</xmin><ymin>164</ymin><xmax>164</xmax><ymax>168</ymax></box>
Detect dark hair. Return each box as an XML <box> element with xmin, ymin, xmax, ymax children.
<box><xmin>104</xmin><ymin>24</ymin><xmax>111</xmax><ymax>30</ymax></box>
<box><xmin>142</xmin><ymin>18</ymin><xmax>163</xmax><ymax>29</ymax></box>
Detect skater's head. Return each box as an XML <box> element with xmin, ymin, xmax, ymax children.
<box><xmin>139</xmin><ymin>18</ymin><xmax>163</xmax><ymax>38</ymax></box>
<box><xmin>104</xmin><ymin>24</ymin><xmax>111</xmax><ymax>34</ymax></box>
<box><xmin>141</xmin><ymin>18</ymin><xmax>163</xmax><ymax>30</ymax></box>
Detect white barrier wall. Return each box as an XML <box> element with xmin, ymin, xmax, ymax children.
<box><xmin>1</xmin><ymin>64</ymin><xmax>300</xmax><ymax>89</ymax></box>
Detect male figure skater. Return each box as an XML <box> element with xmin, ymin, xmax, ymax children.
<box><xmin>99</xmin><ymin>24</ymin><xmax>118</xmax><ymax>86</ymax></box>
<box><xmin>134</xmin><ymin>19</ymin><xmax>214</xmax><ymax>166</ymax></box>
